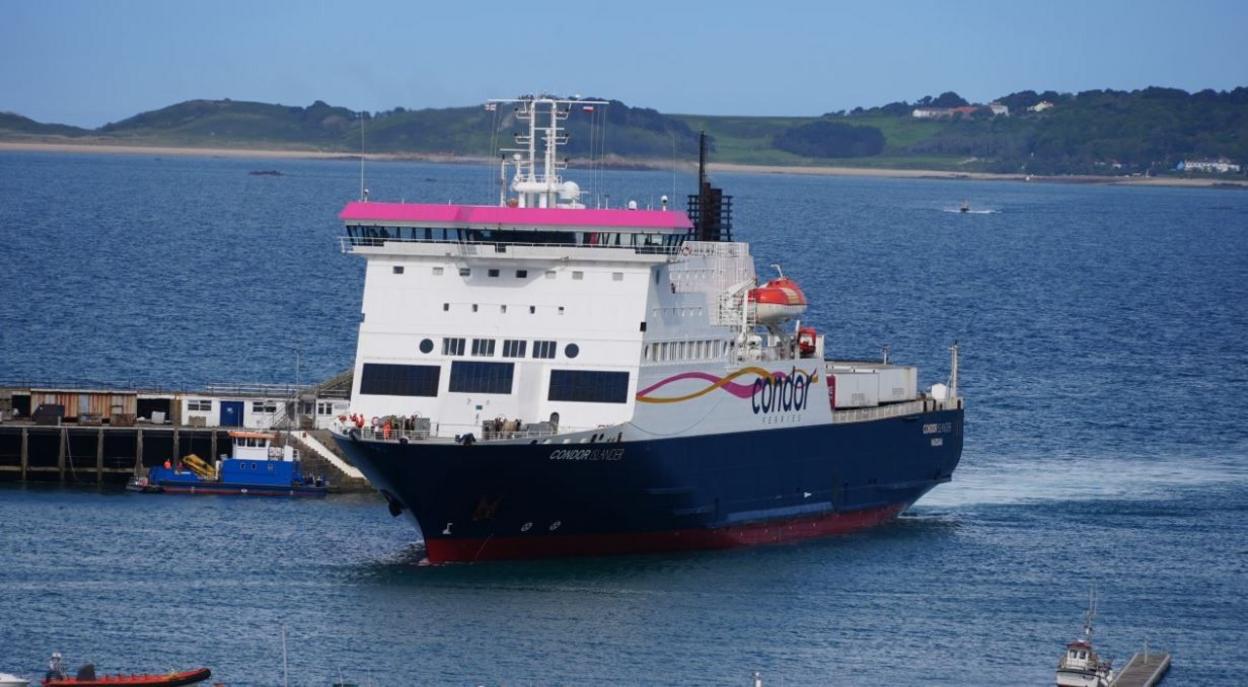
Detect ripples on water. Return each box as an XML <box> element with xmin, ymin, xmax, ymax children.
<box><xmin>1</xmin><ymin>152</ymin><xmax>1246</xmax><ymax>684</ymax></box>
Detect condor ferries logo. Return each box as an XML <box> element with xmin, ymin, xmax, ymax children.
<box><xmin>636</xmin><ymin>367</ymin><xmax>819</xmax><ymax>416</ymax></box>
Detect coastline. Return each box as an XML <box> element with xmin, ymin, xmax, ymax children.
<box><xmin>2</xmin><ymin>140</ymin><xmax>1244</xmax><ymax>189</ymax></box>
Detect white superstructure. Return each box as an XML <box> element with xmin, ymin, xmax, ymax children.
<box><xmin>339</xmin><ymin>97</ymin><xmax>951</xmax><ymax>443</ymax></box>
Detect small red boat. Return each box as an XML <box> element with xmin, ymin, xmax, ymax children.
<box><xmin>42</xmin><ymin>668</ymin><xmax>210</xmax><ymax>687</ymax></box>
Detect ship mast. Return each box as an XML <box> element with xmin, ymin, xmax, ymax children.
<box><xmin>489</xmin><ymin>96</ymin><xmax>607</xmax><ymax>209</ymax></box>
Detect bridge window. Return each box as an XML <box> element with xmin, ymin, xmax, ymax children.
<box><xmin>548</xmin><ymin>370</ymin><xmax>629</xmax><ymax>404</ymax></box>
<box><xmin>359</xmin><ymin>363</ymin><xmax>441</xmax><ymax>397</ymax></box>
<box><xmin>449</xmin><ymin>361</ymin><xmax>514</xmax><ymax>394</ymax></box>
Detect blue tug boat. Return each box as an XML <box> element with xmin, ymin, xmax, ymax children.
<box><xmin>137</xmin><ymin>430</ymin><xmax>329</xmax><ymax>497</ymax></box>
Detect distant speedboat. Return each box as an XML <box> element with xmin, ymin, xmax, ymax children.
<box><xmin>0</xmin><ymin>673</ymin><xmax>29</xmax><ymax>687</ymax></box>
<box><xmin>959</xmin><ymin>200</ymin><xmax>970</xmax><ymax>213</ymax></box>
<box><xmin>41</xmin><ymin>669</ymin><xmax>211</xmax><ymax>687</ymax></box>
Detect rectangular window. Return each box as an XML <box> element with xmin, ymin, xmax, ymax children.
<box><xmin>188</xmin><ymin>399</ymin><xmax>212</xmax><ymax>411</ymax></box>
<box><xmin>442</xmin><ymin>337</ymin><xmax>466</xmax><ymax>356</ymax></box>
<box><xmin>612</xmin><ymin>272</ymin><xmax>623</xmax><ymax>281</ymax></box>
<box><xmin>392</xmin><ymin>265</ymin><xmax>405</xmax><ymax>274</ymax></box>
<box><xmin>572</xmin><ymin>271</ymin><xmax>584</xmax><ymax>280</ymax></box>
<box><xmin>516</xmin><ymin>270</ymin><xmax>528</xmax><ymax>278</ymax></box>
<box><xmin>433</xmin><ymin>266</ymin><xmax>444</xmax><ymax>275</ymax></box>
<box><xmin>359</xmin><ymin>363</ymin><xmax>441</xmax><ymax>397</ymax></box>
<box><xmin>533</xmin><ymin>340</ymin><xmax>556</xmax><ymax>359</ymax></box>
<box><xmin>548</xmin><ymin>370</ymin><xmax>630</xmax><ymax>404</ymax></box>
<box><xmin>459</xmin><ymin>267</ymin><xmax>471</xmax><ymax>277</ymax></box>
<box><xmin>471</xmin><ymin>338</ymin><xmax>496</xmax><ymax>357</ymax></box>
<box><xmin>488</xmin><ymin>268</ymin><xmax>500</xmax><ymax>278</ymax></box>
<box><xmin>449</xmin><ymin>361</ymin><xmax>514</xmax><ymax>394</ymax></box>
<box><xmin>251</xmin><ymin>401</ymin><xmax>277</xmax><ymax>413</ymax></box>
<box><xmin>545</xmin><ymin>270</ymin><xmax>556</xmax><ymax>279</ymax></box>
<box><xmin>502</xmin><ymin>339</ymin><xmax>527</xmax><ymax>357</ymax></box>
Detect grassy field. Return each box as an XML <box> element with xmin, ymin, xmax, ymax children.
<box><xmin>672</xmin><ymin>112</ymin><xmax>957</xmax><ymax>167</ymax></box>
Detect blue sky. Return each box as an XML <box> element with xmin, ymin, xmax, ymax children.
<box><xmin>3</xmin><ymin>0</ymin><xmax>1246</xmax><ymax>127</ymax></box>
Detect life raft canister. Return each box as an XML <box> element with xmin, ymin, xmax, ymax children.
<box><xmin>748</xmin><ymin>276</ymin><xmax>808</xmax><ymax>323</ymax></box>
<box><xmin>797</xmin><ymin>326</ymin><xmax>818</xmax><ymax>357</ymax></box>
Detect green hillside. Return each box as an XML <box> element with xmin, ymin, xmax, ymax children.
<box><xmin>3</xmin><ymin>88</ymin><xmax>1245</xmax><ymax>176</ymax></box>
<box><xmin>0</xmin><ymin>112</ymin><xmax>88</xmax><ymax>137</ymax></box>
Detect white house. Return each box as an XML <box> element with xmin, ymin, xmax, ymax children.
<box><xmin>1178</xmin><ymin>158</ymin><xmax>1241</xmax><ymax>174</ymax></box>
<box><xmin>1028</xmin><ymin>101</ymin><xmax>1055</xmax><ymax>113</ymax></box>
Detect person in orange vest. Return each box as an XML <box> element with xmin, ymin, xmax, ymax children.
<box><xmin>383</xmin><ymin>417</ymin><xmax>393</xmax><ymax>440</ymax></box>
<box><xmin>163</xmin><ymin>459</ymin><xmax>172</xmax><ymax>470</ymax></box>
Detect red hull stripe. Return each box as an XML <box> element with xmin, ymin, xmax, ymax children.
<box><xmin>424</xmin><ymin>503</ymin><xmax>906</xmax><ymax>563</ymax></box>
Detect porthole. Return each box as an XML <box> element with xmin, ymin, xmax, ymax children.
<box><xmin>419</xmin><ymin>338</ymin><xmax>434</xmax><ymax>354</ymax></box>
<box><xmin>565</xmin><ymin>343</ymin><xmax>579</xmax><ymax>359</ymax></box>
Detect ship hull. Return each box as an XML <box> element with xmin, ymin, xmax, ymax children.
<box><xmin>334</xmin><ymin>407</ymin><xmax>962</xmax><ymax>563</ymax></box>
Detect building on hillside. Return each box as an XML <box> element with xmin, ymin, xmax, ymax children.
<box><xmin>911</xmin><ymin>105</ymin><xmax>989</xmax><ymax>119</ymax></box>
<box><xmin>1028</xmin><ymin>101</ymin><xmax>1055</xmax><ymax>113</ymax></box>
<box><xmin>1176</xmin><ymin>158</ymin><xmax>1241</xmax><ymax>174</ymax></box>
<box><xmin>989</xmin><ymin>102</ymin><xmax>1010</xmax><ymax>117</ymax></box>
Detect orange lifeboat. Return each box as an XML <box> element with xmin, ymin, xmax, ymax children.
<box><xmin>748</xmin><ymin>277</ymin><xmax>807</xmax><ymax>323</ymax></box>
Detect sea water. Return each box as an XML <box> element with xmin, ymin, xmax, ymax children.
<box><xmin>1</xmin><ymin>152</ymin><xmax>1246</xmax><ymax>685</ymax></box>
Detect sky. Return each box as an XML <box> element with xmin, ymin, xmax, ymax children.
<box><xmin>2</xmin><ymin>0</ymin><xmax>1246</xmax><ymax>128</ymax></box>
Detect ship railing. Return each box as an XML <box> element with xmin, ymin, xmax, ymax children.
<box><xmin>339</xmin><ymin>236</ymin><xmax>684</xmax><ymax>256</ymax></box>
<box><xmin>340</xmin><ymin>422</ymin><xmax>559</xmax><ymax>444</ymax></box>
<box><xmin>830</xmin><ymin>398</ymin><xmax>954</xmax><ymax>423</ymax></box>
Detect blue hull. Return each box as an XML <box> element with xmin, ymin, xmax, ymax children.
<box><xmin>334</xmin><ymin>406</ymin><xmax>964</xmax><ymax>562</ymax></box>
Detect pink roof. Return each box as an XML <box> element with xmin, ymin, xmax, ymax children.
<box><xmin>339</xmin><ymin>201</ymin><xmax>692</xmax><ymax>231</ymax></box>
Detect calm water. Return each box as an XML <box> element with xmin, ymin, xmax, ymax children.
<box><xmin>1</xmin><ymin>151</ymin><xmax>1247</xmax><ymax>685</ymax></box>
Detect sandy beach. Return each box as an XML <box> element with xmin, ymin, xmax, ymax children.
<box><xmin>2</xmin><ymin>140</ymin><xmax>1243</xmax><ymax>189</ymax></box>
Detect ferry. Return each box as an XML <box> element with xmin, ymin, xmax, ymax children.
<box><xmin>331</xmin><ymin>96</ymin><xmax>964</xmax><ymax>562</ymax></box>
<box><xmin>142</xmin><ymin>430</ymin><xmax>328</xmax><ymax>497</ymax></box>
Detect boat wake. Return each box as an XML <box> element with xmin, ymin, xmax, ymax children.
<box><xmin>941</xmin><ymin>207</ymin><xmax>997</xmax><ymax>214</ymax></box>
<box><xmin>919</xmin><ymin>450</ymin><xmax>1248</xmax><ymax>508</ymax></box>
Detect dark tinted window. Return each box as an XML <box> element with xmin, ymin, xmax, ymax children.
<box><xmin>548</xmin><ymin>370</ymin><xmax>629</xmax><ymax>404</ymax></box>
<box><xmin>449</xmin><ymin>361</ymin><xmax>514</xmax><ymax>394</ymax></box>
<box><xmin>360</xmin><ymin>363</ymin><xmax>440</xmax><ymax>397</ymax></box>
<box><xmin>533</xmin><ymin>340</ymin><xmax>557</xmax><ymax>359</ymax></box>
<box><xmin>502</xmin><ymin>339</ymin><xmax>527</xmax><ymax>357</ymax></box>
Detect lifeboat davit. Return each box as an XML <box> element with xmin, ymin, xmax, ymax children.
<box><xmin>748</xmin><ymin>277</ymin><xmax>807</xmax><ymax>323</ymax></box>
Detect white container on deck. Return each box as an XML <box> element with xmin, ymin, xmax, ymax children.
<box><xmin>829</xmin><ymin>370</ymin><xmax>880</xmax><ymax>408</ymax></box>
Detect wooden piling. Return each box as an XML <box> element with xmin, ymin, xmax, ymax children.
<box><xmin>58</xmin><ymin>427</ymin><xmax>66</xmax><ymax>483</ymax></box>
<box><xmin>96</xmin><ymin>428</ymin><xmax>105</xmax><ymax>482</ymax></box>
<box><xmin>173</xmin><ymin>426</ymin><xmax>180</xmax><ymax>462</ymax></box>
<box><xmin>136</xmin><ymin>427</ymin><xmax>143</xmax><ymax>467</ymax></box>
<box><xmin>210</xmin><ymin>431</ymin><xmax>218</xmax><ymax>462</ymax></box>
<box><xmin>20</xmin><ymin>426</ymin><xmax>28</xmax><ymax>481</ymax></box>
